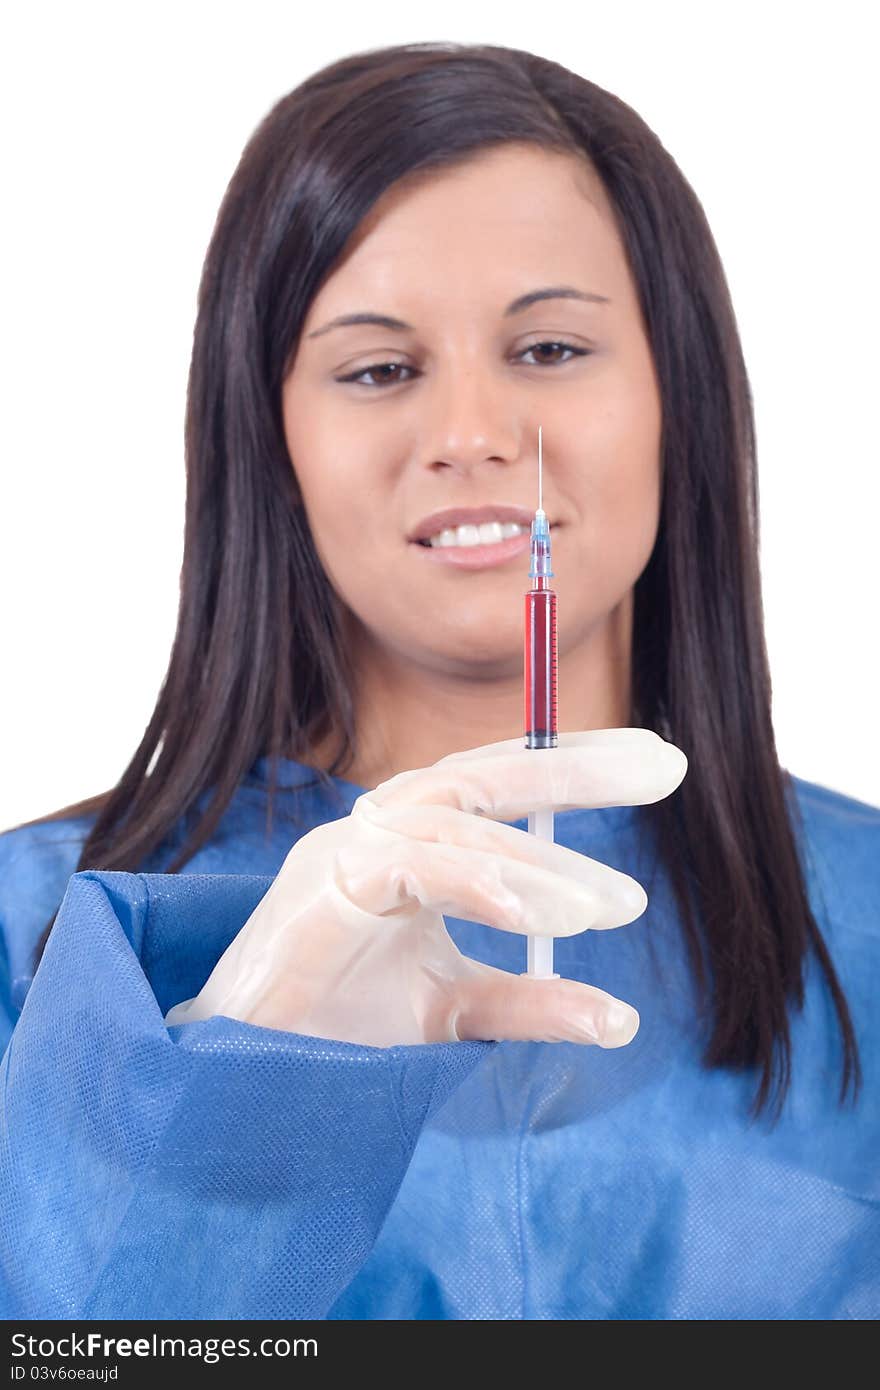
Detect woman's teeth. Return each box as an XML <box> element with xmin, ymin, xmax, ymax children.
<box><xmin>423</xmin><ymin>521</ymin><xmax>527</xmax><ymax>549</ymax></box>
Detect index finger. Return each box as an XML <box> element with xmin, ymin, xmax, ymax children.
<box><xmin>359</xmin><ymin>728</ymin><xmax>688</xmax><ymax>821</ymax></box>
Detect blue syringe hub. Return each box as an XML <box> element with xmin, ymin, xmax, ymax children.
<box><xmin>529</xmin><ymin>508</ymin><xmax>554</xmax><ymax>579</ymax></box>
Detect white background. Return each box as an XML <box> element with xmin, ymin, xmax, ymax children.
<box><xmin>2</xmin><ymin>0</ymin><xmax>877</xmax><ymax>828</ymax></box>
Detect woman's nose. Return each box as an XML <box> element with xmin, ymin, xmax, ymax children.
<box><xmin>417</xmin><ymin>365</ymin><xmax>522</xmax><ymax>472</ymax></box>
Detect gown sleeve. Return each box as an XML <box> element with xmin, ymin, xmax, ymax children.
<box><xmin>0</xmin><ymin>864</ymin><xmax>495</xmax><ymax>1319</ymax></box>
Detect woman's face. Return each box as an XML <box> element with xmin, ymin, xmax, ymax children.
<box><xmin>281</xmin><ymin>142</ymin><xmax>662</xmax><ymax>681</ymax></box>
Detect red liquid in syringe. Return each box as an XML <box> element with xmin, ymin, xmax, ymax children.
<box><xmin>524</xmin><ymin>575</ymin><xmax>558</xmax><ymax>750</ymax></box>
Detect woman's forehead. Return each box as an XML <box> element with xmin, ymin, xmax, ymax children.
<box><xmin>304</xmin><ymin>148</ymin><xmax>624</xmax><ymax>323</ymax></box>
<box><xmin>345</xmin><ymin>144</ymin><xmax>608</xmax><ymax>249</ymax></box>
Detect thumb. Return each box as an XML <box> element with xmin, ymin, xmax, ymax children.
<box><xmin>451</xmin><ymin>963</ymin><xmax>640</xmax><ymax>1048</ymax></box>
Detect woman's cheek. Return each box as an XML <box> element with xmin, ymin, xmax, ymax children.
<box><xmin>553</xmin><ymin>449</ymin><xmax>659</xmax><ymax>611</ymax></box>
<box><xmin>315</xmin><ymin>512</ymin><xmax>388</xmax><ymax>610</ymax></box>
<box><xmin>602</xmin><ymin>454</ymin><xmax>661</xmax><ymax>574</ymax></box>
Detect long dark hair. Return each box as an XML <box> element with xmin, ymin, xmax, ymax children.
<box><xmin>18</xmin><ymin>40</ymin><xmax>860</xmax><ymax>1120</ymax></box>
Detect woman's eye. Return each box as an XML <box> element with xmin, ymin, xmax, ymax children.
<box><xmin>335</xmin><ymin>341</ymin><xmax>589</xmax><ymax>389</ymax></box>
<box><xmin>335</xmin><ymin>362</ymin><xmax>418</xmax><ymax>387</ymax></box>
<box><xmin>517</xmin><ymin>340</ymin><xmax>589</xmax><ymax>367</ymax></box>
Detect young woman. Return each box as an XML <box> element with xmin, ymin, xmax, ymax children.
<box><xmin>1</xmin><ymin>42</ymin><xmax>876</xmax><ymax>1321</ymax></box>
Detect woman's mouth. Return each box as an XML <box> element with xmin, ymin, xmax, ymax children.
<box><xmin>410</xmin><ymin>523</ymin><xmax>532</xmax><ymax>570</ymax></box>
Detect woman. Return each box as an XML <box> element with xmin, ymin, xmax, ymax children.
<box><xmin>1</xmin><ymin>42</ymin><xmax>876</xmax><ymax>1320</ymax></box>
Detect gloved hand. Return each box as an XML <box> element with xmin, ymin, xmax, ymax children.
<box><xmin>164</xmin><ymin>728</ymin><xmax>687</xmax><ymax>1048</ymax></box>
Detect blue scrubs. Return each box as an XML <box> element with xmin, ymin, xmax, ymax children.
<box><xmin>1</xmin><ymin>757</ymin><xmax>878</xmax><ymax>1319</ymax></box>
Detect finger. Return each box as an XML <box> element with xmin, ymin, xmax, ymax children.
<box><xmin>352</xmin><ymin>800</ymin><xmax>647</xmax><ymax>929</ymax></box>
<box><xmin>359</xmin><ymin>728</ymin><xmax>688</xmax><ymax>822</ymax></box>
<box><xmin>451</xmin><ymin>962</ymin><xmax>640</xmax><ymax>1048</ymax></box>
<box><xmin>435</xmin><ymin>727</ymin><xmax>656</xmax><ymax>762</ymax></box>
<box><xmin>334</xmin><ymin>817</ymin><xmax>646</xmax><ymax>934</ymax></box>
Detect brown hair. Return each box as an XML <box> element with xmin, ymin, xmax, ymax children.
<box><xmin>18</xmin><ymin>41</ymin><xmax>860</xmax><ymax>1121</ymax></box>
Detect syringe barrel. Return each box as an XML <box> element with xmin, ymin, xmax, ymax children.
<box><xmin>524</xmin><ymin>585</ymin><xmax>558</xmax><ymax>749</ymax></box>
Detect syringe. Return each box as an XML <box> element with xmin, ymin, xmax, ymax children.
<box><xmin>523</xmin><ymin>425</ymin><xmax>560</xmax><ymax>980</ymax></box>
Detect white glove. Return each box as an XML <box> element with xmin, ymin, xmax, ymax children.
<box><xmin>164</xmin><ymin>728</ymin><xmax>687</xmax><ymax>1048</ymax></box>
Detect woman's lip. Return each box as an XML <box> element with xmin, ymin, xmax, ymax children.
<box><xmin>409</xmin><ymin>530</ymin><xmax>532</xmax><ymax>569</ymax></box>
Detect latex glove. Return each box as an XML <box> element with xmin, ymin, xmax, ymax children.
<box><xmin>164</xmin><ymin>728</ymin><xmax>687</xmax><ymax>1048</ymax></box>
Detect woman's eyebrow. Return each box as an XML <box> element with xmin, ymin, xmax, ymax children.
<box><xmin>306</xmin><ymin>285</ymin><xmax>611</xmax><ymax>339</ymax></box>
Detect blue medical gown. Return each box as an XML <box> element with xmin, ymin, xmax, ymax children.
<box><xmin>1</xmin><ymin>757</ymin><xmax>878</xmax><ymax>1320</ymax></box>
